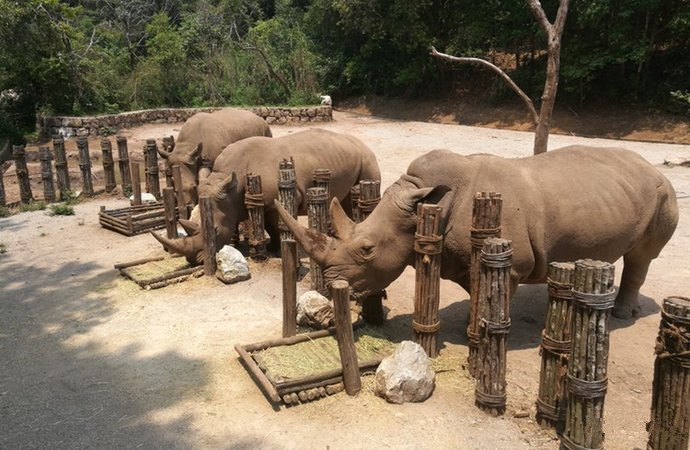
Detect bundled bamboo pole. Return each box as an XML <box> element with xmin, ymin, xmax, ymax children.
<box><xmin>537</xmin><ymin>261</ymin><xmax>575</xmax><ymax>429</ymax></box>
<box><xmin>162</xmin><ymin>187</ymin><xmax>178</xmax><ymax>239</ymax></box>
<box><xmin>76</xmin><ymin>137</ymin><xmax>94</xmax><ymax>196</ymax></box>
<box><xmin>307</xmin><ymin>187</ymin><xmax>328</xmax><ymax>294</ymax></box>
<box><xmin>647</xmin><ymin>296</ymin><xmax>690</xmax><ymax>450</ymax></box>
<box><xmin>281</xmin><ymin>239</ymin><xmax>298</xmax><ymax>338</ymax></box>
<box><xmin>116</xmin><ymin>135</ymin><xmax>131</xmax><ymax>196</ymax></box>
<box><xmin>278</xmin><ymin>158</ymin><xmax>297</xmax><ymax>241</ymax></box>
<box><xmin>358</xmin><ymin>179</ymin><xmax>385</xmax><ymax>325</ymax></box>
<box><xmin>468</xmin><ymin>192</ymin><xmax>503</xmax><ymax>377</ymax></box>
<box><xmin>100</xmin><ymin>138</ymin><xmax>117</xmax><ymax>193</ymax></box>
<box><xmin>245</xmin><ymin>173</ymin><xmax>268</xmax><ymax>260</ymax></box>
<box><xmin>312</xmin><ymin>168</ymin><xmax>331</xmax><ymax>233</ymax></box>
<box><xmin>171</xmin><ymin>165</ymin><xmax>188</xmax><ymax>220</ymax></box>
<box><xmin>475</xmin><ymin>237</ymin><xmax>513</xmax><ymax>415</ymax></box>
<box><xmin>413</xmin><ymin>203</ymin><xmax>443</xmax><ymax>357</ymax></box>
<box><xmin>332</xmin><ymin>279</ymin><xmax>362</xmax><ymax>396</ymax></box>
<box><xmin>12</xmin><ymin>145</ymin><xmax>33</xmax><ymax>203</ymax></box>
<box><xmin>130</xmin><ymin>162</ymin><xmax>142</xmax><ymax>206</ymax></box>
<box><xmin>199</xmin><ymin>195</ymin><xmax>217</xmax><ymax>276</ymax></box>
<box><xmin>144</xmin><ymin>139</ymin><xmax>161</xmax><ymax>199</ymax></box>
<box><xmin>350</xmin><ymin>185</ymin><xmax>361</xmax><ymax>223</ymax></box>
<box><xmin>162</xmin><ymin>136</ymin><xmax>175</xmax><ymax>188</ymax></box>
<box><xmin>561</xmin><ymin>259</ymin><xmax>615</xmax><ymax>450</ymax></box>
<box><xmin>38</xmin><ymin>147</ymin><xmax>56</xmax><ymax>203</ymax></box>
<box><xmin>52</xmin><ymin>135</ymin><xmax>71</xmax><ymax>199</ymax></box>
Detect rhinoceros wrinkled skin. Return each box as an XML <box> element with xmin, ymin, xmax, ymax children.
<box><xmin>276</xmin><ymin>146</ymin><xmax>678</xmax><ymax>319</ymax></box>
<box><xmin>152</xmin><ymin>128</ymin><xmax>381</xmax><ymax>263</ymax></box>
<box><xmin>157</xmin><ymin>108</ymin><xmax>272</xmax><ymax>206</ymax></box>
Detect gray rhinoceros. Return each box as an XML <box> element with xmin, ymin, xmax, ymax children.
<box><xmin>152</xmin><ymin>128</ymin><xmax>381</xmax><ymax>263</ymax></box>
<box><xmin>275</xmin><ymin>146</ymin><xmax>678</xmax><ymax>319</ymax></box>
<box><xmin>157</xmin><ymin>108</ymin><xmax>272</xmax><ymax>206</ymax></box>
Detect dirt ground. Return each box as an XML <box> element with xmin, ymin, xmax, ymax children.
<box><xmin>1</xmin><ymin>111</ymin><xmax>689</xmax><ymax>449</ymax></box>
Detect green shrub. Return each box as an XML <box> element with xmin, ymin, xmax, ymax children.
<box><xmin>49</xmin><ymin>204</ymin><xmax>75</xmax><ymax>216</ymax></box>
<box><xmin>62</xmin><ymin>190</ymin><xmax>80</xmax><ymax>206</ymax></box>
<box><xmin>18</xmin><ymin>201</ymin><xmax>47</xmax><ymax>212</ymax></box>
<box><xmin>0</xmin><ymin>206</ymin><xmax>11</xmax><ymax>218</ymax></box>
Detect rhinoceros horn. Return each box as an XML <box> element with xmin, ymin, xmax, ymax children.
<box><xmin>329</xmin><ymin>197</ymin><xmax>355</xmax><ymax>239</ymax></box>
<box><xmin>149</xmin><ymin>231</ymin><xmax>202</xmax><ymax>262</ymax></box>
<box><xmin>273</xmin><ymin>199</ymin><xmax>330</xmax><ymax>265</ymax></box>
<box><xmin>178</xmin><ymin>218</ymin><xmax>201</xmax><ymax>236</ymax></box>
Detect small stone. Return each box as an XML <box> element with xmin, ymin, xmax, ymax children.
<box><xmin>296</xmin><ymin>291</ymin><xmax>334</xmax><ymax>329</ymax></box>
<box><xmin>129</xmin><ymin>192</ymin><xmax>157</xmax><ymax>203</ymax></box>
<box><xmin>215</xmin><ymin>245</ymin><xmax>251</xmax><ymax>284</ymax></box>
<box><xmin>375</xmin><ymin>341</ymin><xmax>435</xmax><ymax>404</ymax></box>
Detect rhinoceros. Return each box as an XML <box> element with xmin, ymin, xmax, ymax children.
<box><xmin>275</xmin><ymin>146</ymin><xmax>678</xmax><ymax>319</ymax></box>
<box><xmin>157</xmin><ymin>108</ymin><xmax>272</xmax><ymax>206</ymax></box>
<box><xmin>152</xmin><ymin>128</ymin><xmax>381</xmax><ymax>263</ymax></box>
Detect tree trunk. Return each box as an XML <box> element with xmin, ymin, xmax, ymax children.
<box><xmin>533</xmin><ymin>43</ymin><xmax>561</xmax><ymax>154</ymax></box>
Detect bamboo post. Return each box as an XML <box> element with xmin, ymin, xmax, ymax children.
<box><xmin>12</xmin><ymin>145</ymin><xmax>33</xmax><ymax>203</ymax></box>
<box><xmin>278</xmin><ymin>158</ymin><xmax>297</xmax><ymax>241</ymax></box>
<box><xmin>468</xmin><ymin>192</ymin><xmax>503</xmax><ymax>378</ymax></box>
<box><xmin>561</xmin><ymin>259</ymin><xmax>615</xmax><ymax>450</ymax></box>
<box><xmin>38</xmin><ymin>147</ymin><xmax>56</xmax><ymax>203</ymax></box>
<box><xmin>536</xmin><ymin>262</ymin><xmax>575</xmax><ymax>429</ymax></box>
<box><xmin>130</xmin><ymin>162</ymin><xmax>142</xmax><ymax>206</ymax></box>
<box><xmin>0</xmin><ymin>164</ymin><xmax>6</xmax><ymax>206</ymax></box>
<box><xmin>199</xmin><ymin>195</ymin><xmax>217</xmax><ymax>276</ymax></box>
<box><xmin>100</xmin><ymin>138</ymin><xmax>117</xmax><ymax>193</ymax></box>
<box><xmin>245</xmin><ymin>173</ymin><xmax>268</xmax><ymax>260</ymax></box>
<box><xmin>350</xmin><ymin>185</ymin><xmax>362</xmax><ymax>223</ymax></box>
<box><xmin>475</xmin><ymin>237</ymin><xmax>513</xmax><ymax>415</ymax></box>
<box><xmin>76</xmin><ymin>136</ymin><xmax>94</xmax><ymax>196</ymax></box>
<box><xmin>144</xmin><ymin>139</ymin><xmax>161</xmax><ymax>200</ymax></box>
<box><xmin>647</xmin><ymin>296</ymin><xmax>690</xmax><ymax>450</ymax></box>
<box><xmin>281</xmin><ymin>239</ymin><xmax>298</xmax><ymax>338</ymax></box>
<box><xmin>116</xmin><ymin>135</ymin><xmax>131</xmax><ymax>196</ymax></box>
<box><xmin>307</xmin><ymin>187</ymin><xmax>328</xmax><ymax>295</ymax></box>
<box><xmin>312</xmin><ymin>168</ymin><xmax>331</xmax><ymax>233</ymax></box>
<box><xmin>358</xmin><ymin>179</ymin><xmax>385</xmax><ymax>324</ymax></box>
<box><xmin>171</xmin><ymin>165</ymin><xmax>188</xmax><ymax>220</ymax></box>
<box><xmin>162</xmin><ymin>136</ymin><xmax>175</xmax><ymax>188</ymax></box>
<box><xmin>332</xmin><ymin>279</ymin><xmax>362</xmax><ymax>396</ymax></box>
<box><xmin>413</xmin><ymin>203</ymin><xmax>443</xmax><ymax>357</ymax></box>
<box><xmin>162</xmin><ymin>187</ymin><xmax>178</xmax><ymax>239</ymax></box>
<box><xmin>52</xmin><ymin>135</ymin><xmax>70</xmax><ymax>199</ymax></box>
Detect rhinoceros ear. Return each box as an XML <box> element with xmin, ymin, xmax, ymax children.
<box><xmin>192</xmin><ymin>142</ymin><xmax>203</xmax><ymax>158</ymax></box>
<box><xmin>401</xmin><ymin>185</ymin><xmax>451</xmax><ymax>212</ymax></box>
<box><xmin>222</xmin><ymin>172</ymin><xmax>238</xmax><ymax>193</ymax></box>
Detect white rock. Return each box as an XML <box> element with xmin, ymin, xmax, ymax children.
<box><xmin>320</xmin><ymin>95</ymin><xmax>332</xmax><ymax>105</ymax></box>
<box><xmin>375</xmin><ymin>341</ymin><xmax>435</xmax><ymax>404</ymax></box>
<box><xmin>215</xmin><ymin>245</ymin><xmax>251</xmax><ymax>284</ymax></box>
<box><xmin>129</xmin><ymin>192</ymin><xmax>157</xmax><ymax>203</ymax></box>
<box><xmin>296</xmin><ymin>291</ymin><xmax>334</xmax><ymax>329</ymax></box>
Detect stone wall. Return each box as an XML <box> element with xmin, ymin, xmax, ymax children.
<box><xmin>37</xmin><ymin>105</ymin><xmax>332</xmax><ymax>138</ymax></box>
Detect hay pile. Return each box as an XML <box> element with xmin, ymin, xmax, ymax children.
<box><xmin>123</xmin><ymin>257</ymin><xmax>191</xmax><ymax>281</ymax></box>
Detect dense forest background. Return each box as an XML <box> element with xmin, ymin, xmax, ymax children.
<box><xmin>1</xmin><ymin>0</ymin><xmax>688</xmax><ymax>141</ymax></box>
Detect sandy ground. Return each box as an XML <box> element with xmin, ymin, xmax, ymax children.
<box><xmin>1</xmin><ymin>111</ymin><xmax>689</xmax><ymax>449</ymax></box>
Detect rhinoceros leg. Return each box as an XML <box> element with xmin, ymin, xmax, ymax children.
<box><xmin>265</xmin><ymin>210</ymin><xmax>281</xmax><ymax>253</ymax></box>
<box><xmin>613</xmin><ymin>251</ymin><xmax>650</xmax><ymax>319</ymax></box>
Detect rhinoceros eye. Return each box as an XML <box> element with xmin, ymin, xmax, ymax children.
<box><xmin>357</xmin><ymin>242</ymin><xmax>375</xmax><ymax>261</ymax></box>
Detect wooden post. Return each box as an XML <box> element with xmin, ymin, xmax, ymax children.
<box><xmin>647</xmin><ymin>296</ymin><xmax>690</xmax><ymax>450</ymax></box>
<box><xmin>199</xmin><ymin>195</ymin><xmax>217</xmax><ymax>276</ymax></box>
<box><xmin>468</xmin><ymin>192</ymin><xmax>502</xmax><ymax>378</ymax></box>
<box><xmin>245</xmin><ymin>173</ymin><xmax>268</xmax><ymax>260</ymax></box>
<box><xmin>358</xmin><ymin>179</ymin><xmax>384</xmax><ymax>324</ymax></box>
<box><xmin>278</xmin><ymin>158</ymin><xmax>297</xmax><ymax>241</ymax></box>
<box><xmin>162</xmin><ymin>136</ymin><xmax>175</xmax><ymax>188</ymax></box>
<box><xmin>307</xmin><ymin>187</ymin><xmax>328</xmax><ymax>294</ymax></box>
<box><xmin>130</xmin><ymin>162</ymin><xmax>142</xmax><ymax>206</ymax></box>
<box><xmin>76</xmin><ymin>136</ymin><xmax>94</xmax><ymax>196</ymax></box>
<box><xmin>100</xmin><ymin>138</ymin><xmax>116</xmax><ymax>193</ymax></box>
<box><xmin>562</xmin><ymin>259</ymin><xmax>615</xmax><ymax>450</ymax></box>
<box><xmin>413</xmin><ymin>203</ymin><xmax>443</xmax><ymax>358</ymax></box>
<box><xmin>12</xmin><ymin>145</ymin><xmax>33</xmax><ymax>203</ymax></box>
<box><xmin>52</xmin><ymin>135</ymin><xmax>71</xmax><ymax>199</ymax></box>
<box><xmin>331</xmin><ymin>279</ymin><xmax>362</xmax><ymax>396</ymax></box>
<box><xmin>162</xmin><ymin>187</ymin><xmax>178</xmax><ymax>239</ymax></box>
<box><xmin>350</xmin><ymin>185</ymin><xmax>362</xmax><ymax>223</ymax></box>
<box><xmin>0</xmin><ymin>164</ymin><xmax>6</xmax><ymax>206</ymax></box>
<box><xmin>116</xmin><ymin>135</ymin><xmax>131</xmax><ymax>196</ymax></box>
<box><xmin>38</xmin><ymin>147</ymin><xmax>56</xmax><ymax>203</ymax></box>
<box><xmin>536</xmin><ymin>262</ymin><xmax>575</xmax><ymax>429</ymax></box>
<box><xmin>281</xmin><ymin>239</ymin><xmax>298</xmax><ymax>338</ymax></box>
<box><xmin>171</xmin><ymin>165</ymin><xmax>188</xmax><ymax>220</ymax></box>
<box><xmin>312</xmin><ymin>168</ymin><xmax>331</xmax><ymax>233</ymax></box>
<box><xmin>475</xmin><ymin>237</ymin><xmax>513</xmax><ymax>415</ymax></box>
<box><xmin>144</xmin><ymin>139</ymin><xmax>161</xmax><ymax>200</ymax></box>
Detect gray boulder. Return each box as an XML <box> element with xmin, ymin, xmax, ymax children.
<box><xmin>375</xmin><ymin>341</ymin><xmax>435</xmax><ymax>404</ymax></box>
<box><xmin>215</xmin><ymin>245</ymin><xmax>251</xmax><ymax>284</ymax></box>
<box><xmin>296</xmin><ymin>291</ymin><xmax>334</xmax><ymax>329</ymax></box>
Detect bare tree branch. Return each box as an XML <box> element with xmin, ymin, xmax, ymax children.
<box><xmin>429</xmin><ymin>46</ymin><xmax>539</xmax><ymax>124</ymax></box>
<box><xmin>526</xmin><ymin>0</ymin><xmax>553</xmax><ymax>36</ymax></box>
<box><xmin>553</xmin><ymin>0</ymin><xmax>571</xmax><ymax>35</ymax></box>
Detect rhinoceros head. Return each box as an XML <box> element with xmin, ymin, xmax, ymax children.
<box><xmin>151</xmin><ymin>171</ymin><xmax>242</xmax><ymax>264</ymax></box>
<box><xmin>158</xmin><ymin>142</ymin><xmax>203</xmax><ymax>206</ymax></box>
<box><xmin>276</xmin><ymin>175</ymin><xmax>450</xmax><ymax>299</ymax></box>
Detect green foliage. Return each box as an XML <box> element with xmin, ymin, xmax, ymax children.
<box><xmin>17</xmin><ymin>201</ymin><xmax>47</xmax><ymax>212</ymax></box>
<box><xmin>48</xmin><ymin>204</ymin><xmax>75</xmax><ymax>216</ymax></box>
<box><xmin>0</xmin><ymin>206</ymin><xmax>10</xmax><ymax>218</ymax></box>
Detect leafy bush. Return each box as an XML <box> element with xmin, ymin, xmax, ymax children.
<box><xmin>0</xmin><ymin>206</ymin><xmax>11</xmax><ymax>218</ymax></box>
<box><xmin>18</xmin><ymin>201</ymin><xmax>46</xmax><ymax>212</ymax></box>
<box><xmin>49</xmin><ymin>204</ymin><xmax>75</xmax><ymax>216</ymax></box>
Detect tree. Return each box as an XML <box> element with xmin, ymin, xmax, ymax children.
<box><xmin>431</xmin><ymin>0</ymin><xmax>570</xmax><ymax>155</ymax></box>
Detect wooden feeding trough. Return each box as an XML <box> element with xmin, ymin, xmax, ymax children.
<box><xmin>115</xmin><ymin>256</ymin><xmax>203</xmax><ymax>289</ymax></box>
<box><xmin>99</xmin><ymin>202</ymin><xmax>168</xmax><ymax>236</ymax></box>
<box><xmin>235</xmin><ymin>325</ymin><xmax>395</xmax><ymax>406</ymax></box>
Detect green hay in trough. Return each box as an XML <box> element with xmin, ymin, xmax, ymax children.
<box><xmin>124</xmin><ymin>256</ymin><xmax>191</xmax><ymax>281</ymax></box>
<box><xmin>255</xmin><ymin>326</ymin><xmax>396</xmax><ymax>381</ymax></box>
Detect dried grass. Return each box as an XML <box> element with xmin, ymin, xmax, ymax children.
<box><xmin>123</xmin><ymin>256</ymin><xmax>191</xmax><ymax>281</ymax></box>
